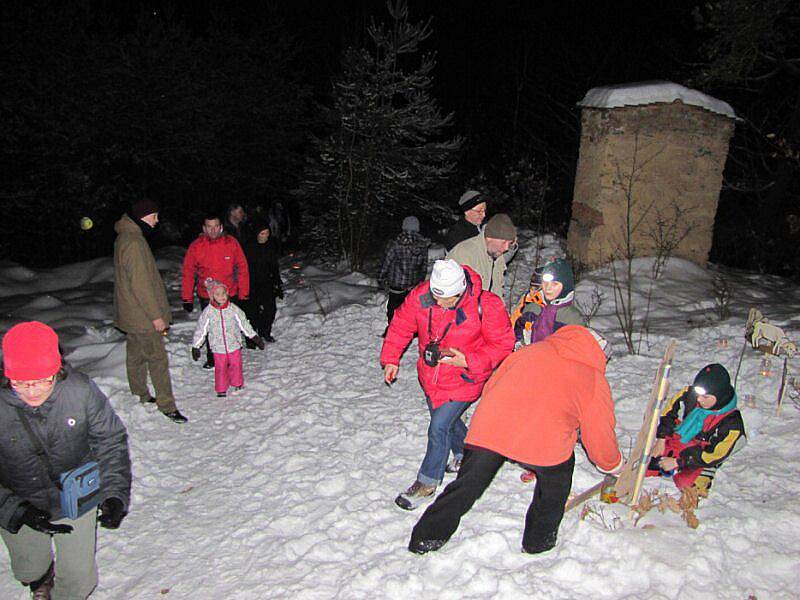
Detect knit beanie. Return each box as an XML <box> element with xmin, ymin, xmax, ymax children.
<box><xmin>2</xmin><ymin>321</ymin><xmax>62</xmax><ymax>380</ymax></box>
<box><xmin>204</xmin><ymin>278</ymin><xmax>228</xmax><ymax>296</ymax></box>
<box><xmin>131</xmin><ymin>198</ymin><xmax>159</xmax><ymax>220</ymax></box>
<box><xmin>429</xmin><ymin>259</ymin><xmax>466</xmax><ymax>298</ymax></box>
<box><xmin>692</xmin><ymin>363</ymin><xmax>734</xmax><ymax>409</ymax></box>
<box><xmin>483</xmin><ymin>213</ymin><xmax>516</xmax><ymax>241</ymax></box>
<box><xmin>402</xmin><ymin>216</ymin><xmax>420</xmax><ymax>233</ymax></box>
<box><xmin>458</xmin><ymin>190</ymin><xmax>485</xmax><ymax>212</ymax></box>
<box><xmin>541</xmin><ymin>258</ymin><xmax>575</xmax><ymax>303</ymax></box>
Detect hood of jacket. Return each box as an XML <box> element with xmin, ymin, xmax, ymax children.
<box><xmin>114</xmin><ymin>213</ymin><xmax>141</xmax><ymax>236</ymax></box>
<box><xmin>544</xmin><ymin>325</ymin><xmax>607</xmax><ymax>374</ymax></box>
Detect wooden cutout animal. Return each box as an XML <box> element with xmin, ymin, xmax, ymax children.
<box><xmin>746</xmin><ymin>308</ymin><xmax>797</xmax><ymax>358</ymax></box>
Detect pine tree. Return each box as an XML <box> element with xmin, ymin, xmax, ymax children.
<box><xmin>297</xmin><ymin>0</ymin><xmax>462</xmax><ymax>271</ymax></box>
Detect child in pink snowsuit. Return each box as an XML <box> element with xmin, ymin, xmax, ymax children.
<box><xmin>192</xmin><ymin>279</ymin><xmax>264</xmax><ymax>397</ymax></box>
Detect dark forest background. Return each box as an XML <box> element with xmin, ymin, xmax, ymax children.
<box><xmin>1</xmin><ymin>0</ymin><xmax>798</xmax><ymax>277</ymax></box>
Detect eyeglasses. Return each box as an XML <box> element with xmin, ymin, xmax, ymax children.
<box><xmin>10</xmin><ymin>376</ymin><xmax>56</xmax><ymax>390</ymax></box>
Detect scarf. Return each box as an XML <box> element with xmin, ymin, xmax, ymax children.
<box><xmin>674</xmin><ymin>394</ymin><xmax>738</xmax><ymax>443</ymax></box>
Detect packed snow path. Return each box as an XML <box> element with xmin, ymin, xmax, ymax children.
<box><xmin>0</xmin><ymin>242</ymin><xmax>798</xmax><ymax>599</ymax></box>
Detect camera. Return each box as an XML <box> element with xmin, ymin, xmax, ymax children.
<box><xmin>423</xmin><ymin>341</ymin><xmax>441</xmax><ymax>367</ymax></box>
<box><xmin>423</xmin><ymin>342</ymin><xmax>454</xmax><ymax>367</ymax></box>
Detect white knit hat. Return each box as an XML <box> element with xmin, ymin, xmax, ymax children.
<box><xmin>430</xmin><ymin>259</ymin><xmax>466</xmax><ymax>297</ymax></box>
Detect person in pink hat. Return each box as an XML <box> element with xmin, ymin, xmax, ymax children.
<box><xmin>0</xmin><ymin>321</ymin><xmax>131</xmax><ymax>599</ymax></box>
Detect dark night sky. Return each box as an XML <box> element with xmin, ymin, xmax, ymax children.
<box><xmin>146</xmin><ymin>1</ymin><xmax>707</xmax><ymax>155</ymax></box>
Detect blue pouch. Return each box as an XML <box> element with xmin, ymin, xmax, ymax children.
<box><xmin>59</xmin><ymin>462</ymin><xmax>101</xmax><ymax>519</ymax></box>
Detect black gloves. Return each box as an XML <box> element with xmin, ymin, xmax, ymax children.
<box><xmin>183</xmin><ymin>302</ymin><xmax>194</xmax><ymax>313</ymax></box>
<box><xmin>250</xmin><ymin>335</ymin><xmax>265</xmax><ymax>350</ymax></box>
<box><xmin>97</xmin><ymin>498</ymin><xmax>126</xmax><ymax>530</ymax></box>
<box><xmin>275</xmin><ymin>286</ymin><xmax>284</xmax><ymax>299</ymax></box>
<box><xmin>191</xmin><ymin>347</ymin><xmax>201</xmax><ymax>361</ymax></box>
<box><xmin>16</xmin><ymin>503</ymin><xmax>73</xmax><ymax>535</ymax></box>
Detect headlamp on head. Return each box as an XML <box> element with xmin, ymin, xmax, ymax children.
<box><xmin>541</xmin><ymin>273</ymin><xmax>555</xmax><ymax>283</ymax></box>
<box><xmin>693</xmin><ymin>386</ymin><xmax>707</xmax><ymax>396</ymax></box>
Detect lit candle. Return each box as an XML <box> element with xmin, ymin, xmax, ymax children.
<box><xmin>759</xmin><ymin>357</ymin><xmax>772</xmax><ymax>377</ymax></box>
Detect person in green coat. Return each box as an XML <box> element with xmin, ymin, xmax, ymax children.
<box><xmin>113</xmin><ymin>199</ymin><xmax>187</xmax><ymax>423</ymax></box>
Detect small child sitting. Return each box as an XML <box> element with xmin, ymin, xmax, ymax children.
<box><xmin>647</xmin><ymin>363</ymin><xmax>746</xmax><ymax>494</ymax></box>
<box><xmin>510</xmin><ymin>258</ymin><xmax>582</xmax><ymax>347</ymax></box>
<box><xmin>192</xmin><ymin>278</ymin><xmax>264</xmax><ymax>397</ymax></box>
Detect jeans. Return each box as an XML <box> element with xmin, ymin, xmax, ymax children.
<box><xmin>410</xmin><ymin>448</ymin><xmax>575</xmax><ymax>553</ymax></box>
<box><xmin>417</xmin><ymin>399</ymin><xmax>470</xmax><ymax>486</ymax></box>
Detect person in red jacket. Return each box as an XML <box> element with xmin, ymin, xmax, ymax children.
<box><xmin>380</xmin><ymin>259</ymin><xmax>515</xmax><ymax>511</ymax></box>
<box><xmin>408</xmin><ymin>325</ymin><xmax>622</xmax><ymax>555</ymax></box>
<box><xmin>182</xmin><ymin>213</ymin><xmax>250</xmax><ymax>368</ymax></box>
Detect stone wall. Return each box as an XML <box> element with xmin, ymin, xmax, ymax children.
<box><xmin>567</xmin><ymin>101</ymin><xmax>735</xmax><ymax>269</ymax></box>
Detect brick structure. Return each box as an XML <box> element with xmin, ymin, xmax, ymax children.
<box><xmin>567</xmin><ymin>82</ymin><xmax>736</xmax><ymax>269</ymax></box>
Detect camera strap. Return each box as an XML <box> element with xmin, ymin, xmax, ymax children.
<box><xmin>15</xmin><ymin>407</ymin><xmax>63</xmax><ymax>490</ymax></box>
<box><xmin>427</xmin><ymin>307</ymin><xmax>454</xmax><ymax>344</ymax></box>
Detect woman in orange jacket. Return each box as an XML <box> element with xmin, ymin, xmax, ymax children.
<box><xmin>409</xmin><ymin>326</ymin><xmax>622</xmax><ymax>555</ymax></box>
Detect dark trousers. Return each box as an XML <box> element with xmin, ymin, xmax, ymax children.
<box><xmin>410</xmin><ymin>447</ymin><xmax>575</xmax><ymax>552</ymax></box>
<box><xmin>244</xmin><ymin>296</ymin><xmax>277</xmax><ymax>338</ymax></box>
<box><xmin>386</xmin><ymin>289</ymin><xmax>411</xmax><ymax>325</ymax></box>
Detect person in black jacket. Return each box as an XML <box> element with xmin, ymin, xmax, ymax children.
<box><xmin>443</xmin><ymin>190</ymin><xmax>487</xmax><ymax>251</ymax></box>
<box><xmin>243</xmin><ymin>220</ymin><xmax>283</xmax><ymax>343</ymax></box>
<box><xmin>0</xmin><ymin>321</ymin><xmax>131</xmax><ymax>599</ymax></box>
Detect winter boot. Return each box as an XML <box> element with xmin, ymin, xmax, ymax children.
<box><xmin>395</xmin><ymin>480</ymin><xmax>437</xmax><ymax>511</ymax></box>
<box><xmin>216</xmin><ymin>391</ymin><xmax>227</xmax><ymax>398</ymax></box>
<box><xmin>28</xmin><ymin>562</ymin><xmax>54</xmax><ymax>600</ymax></box>
<box><xmin>138</xmin><ymin>395</ymin><xmax>156</xmax><ymax>404</ymax></box>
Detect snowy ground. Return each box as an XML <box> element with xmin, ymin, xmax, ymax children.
<box><xmin>0</xmin><ymin>233</ymin><xmax>798</xmax><ymax>599</ymax></box>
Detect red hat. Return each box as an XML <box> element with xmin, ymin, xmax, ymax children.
<box><xmin>2</xmin><ymin>321</ymin><xmax>62</xmax><ymax>380</ymax></box>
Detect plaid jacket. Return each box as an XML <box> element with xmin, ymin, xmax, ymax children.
<box><xmin>378</xmin><ymin>232</ymin><xmax>430</xmax><ymax>291</ymax></box>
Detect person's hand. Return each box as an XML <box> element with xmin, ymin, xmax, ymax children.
<box><xmin>152</xmin><ymin>318</ymin><xmax>167</xmax><ymax>332</ymax></box>
<box><xmin>384</xmin><ymin>364</ymin><xmax>399</xmax><ymax>385</ymax></box>
<box><xmin>250</xmin><ymin>335</ymin><xmax>265</xmax><ymax>350</ymax></box>
<box><xmin>659</xmin><ymin>456</ymin><xmax>679</xmax><ymax>472</ymax></box>
<box><xmin>651</xmin><ymin>438</ymin><xmax>666</xmax><ymax>457</ymax></box>
<box><xmin>18</xmin><ymin>503</ymin><xmax>73</xmax><ymax>535</ymax></box>
<box><xmin>439</xmin><ymin>347</ymin><xmax>467</xmax><ymax>368</ymax></box>
<box><xmin>97</xmin><ymin>498</ymin><xmax>126</xmax><ymax>530</ymax></box>
<box><xmin>191</xmin><ymin>347</ymin><xmax>201</xmax><ymax>361</ymax></box>
<box><xmin>275</xmin><ymin>286</ymin><xmax>284</xmax><ymax>299</ymax></box>
<box><xmin>183</xmin><ymin>302</ymin><xmax>194</xmax><ymax>313</ymax></box>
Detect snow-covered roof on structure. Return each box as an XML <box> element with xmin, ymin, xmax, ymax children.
<box><xmin>578</xmin><ymin>81</ymin><xmax>736</xmax><ymax>119</ymax></box>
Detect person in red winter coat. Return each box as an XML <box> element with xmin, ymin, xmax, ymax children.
<box><xmin>182</xmin><ymin>214</ymin><xmax>250</xmax><ymax>368</ymax></box>
<box><xmin>380</xmin><ymin>259</ymin><xmax>515</xmax><ymax>511</ymax></box>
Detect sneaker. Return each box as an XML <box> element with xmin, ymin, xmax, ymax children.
<box><xmin>202</xmin><ymin>359</ymin><xmax>215</xmax><ymax>370</ymax></box>
<box><xmin>163</xmin><ymin>409</ymin><xmax>188</xmax><ymax>423</ymax></box>
<box><xmin>445</xmin><ymin>457</ymin><xmax>462</xmax><ymax>474</ymax></box>
<box><xmin>395</xmin><ymin>480</ymin><xmax>437</xmax><ymax>511</ymax></box>
<box><xmin>138</xmin><ymin>395</ymin><xmax>156</xmax><ymax>404</ymax></box>
<box><xmin>216</xmin><ymin>392</ymin><xmax>227</xmax><ymax>398</ymax></box>
<box><xmin>520</xmin><ymin>470</ymin><xmax>537</xmax><ymax>484</ymax></box>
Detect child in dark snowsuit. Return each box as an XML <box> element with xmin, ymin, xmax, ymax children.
<box><xmin>510</xmin><ymin>258</ymin><xmax>582</xmax><ymax>347</ymax></box>
<box><xmin>647</xmin><ymin>363</ymin><xmax>746</xmax><ymax>494</ymax></box>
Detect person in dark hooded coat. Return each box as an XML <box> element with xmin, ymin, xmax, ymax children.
<box><xmin>242</xmin><ymin>219</ymin><xmax>283</xmax><ymax>343</ymax></box>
